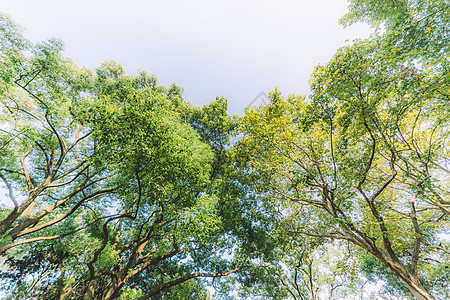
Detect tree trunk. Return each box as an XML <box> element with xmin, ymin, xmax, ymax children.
<box><xmin>402</xmin><ymin>277</ymin><xmax>433</xmax><ymax>300</ymax></box>
<box><xmin>363</xmin><ymin>244</ymin><xmax>434</xmax><ymax>300</ymax></box>
<box><xmin>384</xmin><ymin>258</ymin><xmax>433</xmax><ymax>300</ymax></box>
<box><xmin>84</xmin><ymin>278</ymin><xmax>98</xmax><ymax>300</ymax></box>
<box><xmin>57</xmin><ymin>263</ymin><xmax>70</xmax><ymax>300</ymax></box>
<box><xmin>59</xmin><ymin>288</ymin><xmax>72</xmax><ymax>300</ymax></box>
<box><xmin>102</xmin><ymin>280</ymin><xmax>124</xmax><ymax>300</ymax></box>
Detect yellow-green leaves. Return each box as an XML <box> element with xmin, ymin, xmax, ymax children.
<box><xmin>238</xmin><ymin>34</ymin><xmax>449</xmax><ymax>296</ymax></box>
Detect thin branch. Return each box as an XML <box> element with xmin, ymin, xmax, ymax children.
<box><xmin>138</xmin><ymin>269</ymin><xmax>243</xmax><ymax>300</ymax></box>
<box><xmin>0</xmin><ymin>215</ymin><xmax>112</xmax><ymax>255</ymax></box>
<box><xmin>20</xmin><ymin>145</ymin><xmax>33</xmax><ymax>191</ymax></box>
<box><xmin>410</xmin><ymin>192</ymin><xmax>422</xmax><ymax>275</ymax></box>
<box><xmin>0</xmin><ymin>174</ymin><xmax>19</xmax><ymax>212</ymax></box>
<box><xmin>14</xmin><ymin>188</ymin><xmax>114</xmax><ymax>239</ymax></box>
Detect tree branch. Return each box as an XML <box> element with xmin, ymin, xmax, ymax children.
<box><xmin>138</xmin><ymin>269</ymin><xmax>242</xmax><ymax>300</ymax></box>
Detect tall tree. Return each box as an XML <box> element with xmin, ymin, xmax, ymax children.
<box><xmin>237</xmin><ymin>1</ymin><xmax>449</xmax><ymax>298</ymax></box>
<box><xmin>0</xmin><ymin>14</ymin><xmax>261</xmax><ymax>299</ymax></box>
<box><xmin>237</xmin><ymin>52</ymin><xmax>449</xmax><ymax>298</ymax></box>
<box><xmin>0</xmin><ymin>13</ymin><xmax>114</xmax><ymax>255</ymax></box>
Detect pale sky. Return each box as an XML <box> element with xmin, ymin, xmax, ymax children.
<box><xmin>0</xmin><ymin>0</ymin><xmax>372</xmax><ymax>114</ymax></box>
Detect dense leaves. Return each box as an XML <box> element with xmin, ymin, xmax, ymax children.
<box><xmin>237</xmin><ymin>1</ymin><xmax>449</xmax><ymax>299</ymax></box>
<box><xmin>0</xmin><ymin>13</ymin><xmax>263</xmax><ymax>299</ymax></box>
<box><xmin>1</xmin><ymin>0</ymin><xmax>449</xmax><ymax>298</ymax></box>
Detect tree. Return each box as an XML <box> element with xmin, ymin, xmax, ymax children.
<box><xmin>237</xmin><ymin>50</ymin><xmax>449</xmax><ymax>298</ymax></box>
<box><xmin>238</xmin><ymin>237</ymin><xmax>365</xmax><ymax>300</ymax></box>
<box><xmin>341</xmin><ymin>0</ymin><xmax>450</xmax><ymax>220</ymax></box>
<box><xmin>341</xmin><ymin>0</ymin><xmax>449</xmax><ymax>66</ymax></box>
<box><xmin>0</xmin><ymin>13</ymin><xmax>114</xmax><ymax>255</ymax></box>
<box><xmin>0</xmin><ymin>14</ymin><xmax>261</xmax><ymax>299</ymax></box>
<box><xmin>237</xmin><ymin>1</ymin><xmax>449</xmax><ymax>298</ymax></box>
<box><xmin>74</xmin><ymin>77</ymin><xmax>246</xmax><ymax>299</ymax></box>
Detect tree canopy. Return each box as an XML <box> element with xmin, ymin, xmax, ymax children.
<box><xmin>1</xmin><ymin>0</ymin><xmax>449</xmax><ymax>298</ymax></box>
<box><xmin>237</xmin><ymin>1</ymin><xmax>449</xmax><ymax>299</ymax></box>
<box><xmin>0</xmin><ymin>13</ymin><xmax>268</xmax><ymax>299</ymax></box>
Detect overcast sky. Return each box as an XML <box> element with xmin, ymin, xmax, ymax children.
<box><xmin>0</xmin><ymin>0</ymin><xmax>372</xmax><ymax>114</ymax></box>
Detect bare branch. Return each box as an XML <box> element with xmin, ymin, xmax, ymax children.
<box><xmin>20</xmin><ymin>145</ymin><xmax>33</xmax><ymax>191</ymax></box>
<box><xmin>410</xmin><ymin>193</ymin><xmax>422</xmax><ymax>275</ymax></box>
<box><xmin>0</xmin><ymin>174</ymin><xmax>19</xmax><ymax>211</ymax></box>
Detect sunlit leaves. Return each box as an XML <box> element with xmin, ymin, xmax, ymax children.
<box><xmin>237</xmin><ymin>30</ymin><xmax>449</xmax><ymax>296</ymax></box>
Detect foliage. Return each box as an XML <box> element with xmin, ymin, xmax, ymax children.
<box><xmin>341</xmin><ymin>0</ymin><xmax>449</xmax><ymax>64</ymax></box>
<box><xmin>0</xmin><ymin>13</ymin><xmax>262</xmax><ymax>299</ymax></box>
<box><xmin>1</xmin><ymin>0</ymin><xmax>449</xmax><ymax>298</ymax></box>
<box><xmin>238</xmin><ymin>238</ymin><xmax>365</xmax><ymax>300</ymax></box>
<box><xmin>237</xmin><ymin>71</ymin><xmax>449</xmax><ymax>299</ymax></box>
<box><xmin>237</xmin><ymin>1</ymin><xmax>449</xmax><ymax>298</ymax></box>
